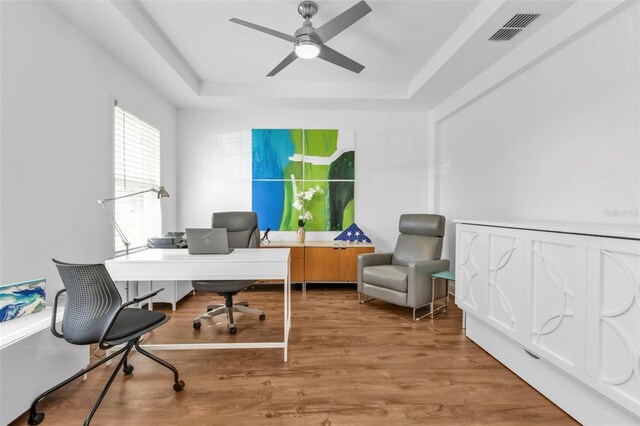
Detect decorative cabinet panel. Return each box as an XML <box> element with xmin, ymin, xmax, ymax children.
<box><xmin>456</xmin><ymin>221</ymin><xmax>640</xmax><ymax>421</ymax></box>
<box><xmin>587</xmin><ymin>238</ymin><xmax>640</xmax><ymax>417</ymax></box>
<box><xmin>486</xmin><ymin>232</ymin><xmax>523</xmax><ymax>338</ymax></box>
<box><xmin>456</xmin><ymin>228</ymin><xmax>484</xmax><ymax>316</ymax></box>
<box><xmin>525</xmin><ymin>236</ymin><xmax>587</xmax><ymax>374</ymax></box>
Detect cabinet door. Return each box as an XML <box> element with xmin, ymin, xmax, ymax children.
<box><xmin>339</xmin><ymin>247</ymin><xmax>375</xmax><ymax>282</ymax></box>
<box><xmin>586</xmin><ymin>238</ymin><xmax>640</xmax><ymax>418</ymax></box>
<box><xmin>523</xmin><ymin>233</ymin><xmax>587</xmax><ymax>374</ymax></box>
<box><xmin>290</xmin><ymin>248</ymin><xmax>305</xmax><ymax>283</ymax></box>
<box><xmin>305</xmin><ymin>247</ymin><xmax>341</xmax><ymax>281</ymax></box>
<box><xmin>486</xmin><ymin>230</ymin><xmax>523</xmax><ymax>339</ymax></box>
<box><xmin>456</xmin><ymin>225</ymin><xmax>485</xmax><ymax>317</ymax></box>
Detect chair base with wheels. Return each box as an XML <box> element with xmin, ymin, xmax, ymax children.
<box><xmin>29</xmin><ymin>260</ymin><xmax>185</xmax><ymax>426</ymax></box>
<box><xmin>192</xmin><ymin>281</ymin><xmax>265</xmax><ymax>334</ymax></box>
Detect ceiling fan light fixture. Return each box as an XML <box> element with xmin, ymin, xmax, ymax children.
<box><xmin>294</xmin><ymin>39</ymin><xmax>320</xmax><ymax>59</ymax></box>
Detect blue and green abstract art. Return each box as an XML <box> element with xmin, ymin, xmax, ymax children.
<box><xmin>0</xmin><ymin>278</ymin><xmax>46</xmax><ymax>322</ymax></box>
<box><xmin>252</xmin><ymin>129</ymin><xmax>355</xmax><ymax>232</ymax></box>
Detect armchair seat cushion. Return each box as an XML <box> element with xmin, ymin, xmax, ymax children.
<box><xmin>362</xmin><ymin>265</ymin><xmax>408</xmax><ymax>293</ymax></box>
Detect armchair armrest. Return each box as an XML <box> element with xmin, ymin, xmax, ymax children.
<box><xmin>98</xmin><ymin>288</ymin><xmax>165</xmax><ymax>349</ymax></box>
<box><xmin>358</xmin><ymin>252</ymin><xmax>393</xmax><ymax>269</ymax></box>
<box><xmin>357</xmin><ymin>252</ymin><xmax>393</xmax><ymax>292</ymax></box>
<box><xmin>408</xmin><ymin>259</ymin><xmax>450</xmax><ymax>277</ymax></box>
<box><xmin>407</xmin><ymin>259</ymin><xmax>450</xmax><ymax>308</ymax></box>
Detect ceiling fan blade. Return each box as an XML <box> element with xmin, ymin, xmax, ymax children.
<box><xmin>229</xmin><ymin>18</ymin><xmax>295</xmax><ymax>43</ymax></box>
<box><xmin>317</xmin><ymin>45</ymin><xmax>364</xmax><ymax>74</ymax></box>
<box><xmin>267</xmin><ymin>51</ymin><xmax>298</xmax><ymax>76</ymax></box>
<box><xmin>312</xmin><ymin>1</ymin><xmax>372</xmax><ymax>43</ymax></box>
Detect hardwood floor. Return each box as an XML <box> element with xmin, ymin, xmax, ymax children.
<box><xmin>13</xmin><ymin>285</ymin><xmax>576</xmax><ymax>425</ymax></box>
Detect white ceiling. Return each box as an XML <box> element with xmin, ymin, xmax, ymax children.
<box><xmin>141</xmin><ymin>1</ymin><xmax>479</xmax><ymax>84</ymax></box>
<box><xmin>48</xmin><ymin>0</ymin><xmax>577</xmax><ymax>110</ymax></box>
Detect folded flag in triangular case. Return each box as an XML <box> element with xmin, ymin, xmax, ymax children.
<box><xmin>334</xmin><ymin>223</ymin><xmax>372</xmax><ymax>243</ymax></box>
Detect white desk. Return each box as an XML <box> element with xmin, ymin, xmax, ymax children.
<box><xmin>105</xmin><ymin>248</ymin><xmax>291</xmax><ymax>361</ymax></box>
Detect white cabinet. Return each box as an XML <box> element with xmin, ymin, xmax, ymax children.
<box><xmin>0</xmin><ymin>309</ymin><xmax>89</xmax><ymax>425</ymax></box>
<box><xmin>455</xmin><ymin>221</ymin><xmax>640</xmax><ymax>424</ymax></box>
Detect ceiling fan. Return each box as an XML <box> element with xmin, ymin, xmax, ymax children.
<box><xmin>230</xmin><ymin>1</ymin><xmax>372</xmax><ymax>77</ymax></box>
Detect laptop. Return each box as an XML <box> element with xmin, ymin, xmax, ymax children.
<box><xmin>185</xmin><ymin>228</ymin><xmax>234</xmax><ymax>255</ymax></box>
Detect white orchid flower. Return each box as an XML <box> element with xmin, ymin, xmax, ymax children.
<box><xmin>299</xmin><ymin>211</ymin><xmax>313</xmax><ymax>221</ymax></box>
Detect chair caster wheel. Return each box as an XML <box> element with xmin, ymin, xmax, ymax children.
<box><xmin>259</xmin><ymin>314</ymin><xmax>266</xmax><ymax>321</ymax></box>
<box><xmin>123</xmin><ymin>365</ymin><xmax>134</xmax><ymax>375</ymax></box>
<box><xmin>229</xmin><ymin>326</ymin><xmax>237</xmax><ymax>335</ymax></box>
<box><xmin>193</xmin><ymin>322</ymin><xmax>201</xmax><ymax>330</ymax></box>
<box><xmin>173</xmin><ymin>380</ymin><xmax>185</xmax><ymax>392</ymax></box>
<box><xmin>28</xmin><ymin>412</ymin><xmax>45</xmax><ymax>425</ymax></box>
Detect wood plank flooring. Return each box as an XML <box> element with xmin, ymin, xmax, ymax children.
<box><xmin>13</xmin><ymin>285</ymin><xmax>576</xmax><ymax>425</ymax></box>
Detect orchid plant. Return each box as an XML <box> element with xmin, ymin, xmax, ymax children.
<box><xmin>291</xmin><ymin>176</ymin><xmax>323</xmax><ymax>227</ymax></box>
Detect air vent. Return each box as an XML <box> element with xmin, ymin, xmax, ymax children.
<box><xmin>489</xmin><ymin>13</ymin><xmax>540</xmax><ymax>42</ymax></box>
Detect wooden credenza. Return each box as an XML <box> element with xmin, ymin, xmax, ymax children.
<box><xmin>264</xmin><ymin>241</ymin><xmax>375</xmax><ymax>291</ymax></box>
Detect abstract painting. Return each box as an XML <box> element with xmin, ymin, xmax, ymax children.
<box><xmin>252</xmin><ymin>129</ymin><xmax>355</xmax><ymax>231</ymax></box>
<box><xmin>0</xmin><ymin>279</ymin><xmax>46</xmax><ymax>322</ymax></box>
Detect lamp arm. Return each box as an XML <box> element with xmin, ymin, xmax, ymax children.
<box><xmin>98</xmin><ymin>188</ymin><xmax>156</xmax><ymax>204</ymax></box>
<box><xmin>98</xmin><ymin>200</ymin><xmax>131</xmax><ymax>255</ymax></box>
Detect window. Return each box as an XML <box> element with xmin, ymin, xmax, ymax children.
<box><xmin>113</xmin><ymin>105</ymin><xmax>161</xmax><ymax>252</ymax></box>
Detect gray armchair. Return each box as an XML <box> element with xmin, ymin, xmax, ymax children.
<box><xmin>191</xmin><ymin>211</ymin><xmax>265</xmax><ymax>334</ymax></box>
<box><xmin>357</xmin><ymin>214</ymin><xmax>450</xmax><ymax>320</ymax></box>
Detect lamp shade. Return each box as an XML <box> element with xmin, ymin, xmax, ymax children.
<box><xmin>156</xmin><ymin>186</ymin><xmax>170</xmax><ymax>199</ymax></box>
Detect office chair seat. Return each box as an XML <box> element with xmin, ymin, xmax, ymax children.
<box><xmin>192</xmin><ymin>280</ymin><xmax>253</xmax><ymax>294</ymax></box>
<box><xmin>104</xmin><ymin>309</ymin><xmax>168</xmax><ymax>346</ymax></box>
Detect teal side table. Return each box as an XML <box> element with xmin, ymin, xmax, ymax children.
<box><xmin>429</xmin><ymin>271</ymin><xmax>455</xmax><ymax>319</ymax></box>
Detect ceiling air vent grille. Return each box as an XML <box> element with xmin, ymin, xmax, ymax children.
<box><xmin>489</xmin><ymin>13</ymin><xmax>540</xmax><ymax>42</ymax></box>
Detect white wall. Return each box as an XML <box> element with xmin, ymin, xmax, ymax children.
<box><xmin>0</xmin><ymin>2</ymin><xmax>177</xmax><ymax>293</ymax></box>
<box><xmin>437</xmin><ymin>2</ymin><xmax>640</xmax><ymax>263</ymax></box>
<box><xmin>177</xmin><ymin>109</ymin><xmax>430</xmax><ymax>252</ymax></box>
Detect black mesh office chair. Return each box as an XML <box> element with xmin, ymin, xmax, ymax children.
<box><xmin>192</xmin><ymin>211</ymin><xmax>265</xmax><ymax>334</ymax></box>
<box><xmin>28</xmin><ymin>260</ymin><xmax>184</xmax><ymax>426</ymax></box>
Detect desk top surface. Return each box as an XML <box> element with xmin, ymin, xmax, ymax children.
<box><xmin>106</xmin><ymin>248</ymin><xmax>290</xmax><ymax>264</ymax></box>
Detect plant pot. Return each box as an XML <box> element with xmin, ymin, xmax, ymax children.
<box><xmin>297</xmin><ymin>226</ymin><xmax>306</xmax><ymax>243</ymax></box>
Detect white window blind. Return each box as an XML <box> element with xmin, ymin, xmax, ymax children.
<box><xmin>114</xmin><ymin>105</ymin><xmax>161</xmax><ymax>252</ymax></box>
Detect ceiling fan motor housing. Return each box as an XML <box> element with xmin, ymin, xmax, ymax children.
<box><xmin>298</xmin><ymin>1</ymin><xmax>318</xmax><ymax>20</ymax></box>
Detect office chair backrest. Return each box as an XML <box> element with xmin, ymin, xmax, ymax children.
<box><xmin>391</xmin><ymin>214</ymin><xmax>445</xmax><ymax>266</ymax></box>
<box><xmin>53</xmin><ymin>259</ymin><xmax>122</xmax><ymax>345</ymax></box>
<box><xmin>211</xmin><ymin>211</ymin><xmax>260</xmax><ymax>249</ymax></box>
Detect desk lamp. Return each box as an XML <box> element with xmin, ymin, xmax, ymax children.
<box><xmin>98</xmin><ymin>186</ymin><xmax>170</xmax><ymax>255</ymax></box>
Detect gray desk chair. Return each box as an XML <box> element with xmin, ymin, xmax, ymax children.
<box><xmin>357</xmin><ymin>214</ymin><xmax>450</xmax><ymax>320</ymax></box>
<box><xmin>192</xmin><ymin>211</ymin><xmax>265</xmax><ymax>334</ymax></box>
<box><xmin>29</xmin><ymin>260</ymin><xmax>184</xmax><ymax>426</ymax></box>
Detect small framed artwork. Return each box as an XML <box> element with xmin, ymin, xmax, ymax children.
<box><xmin>0</xmin><ymin>279</ymin><xmax>46</xmax><ymax>322</ymax></box>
